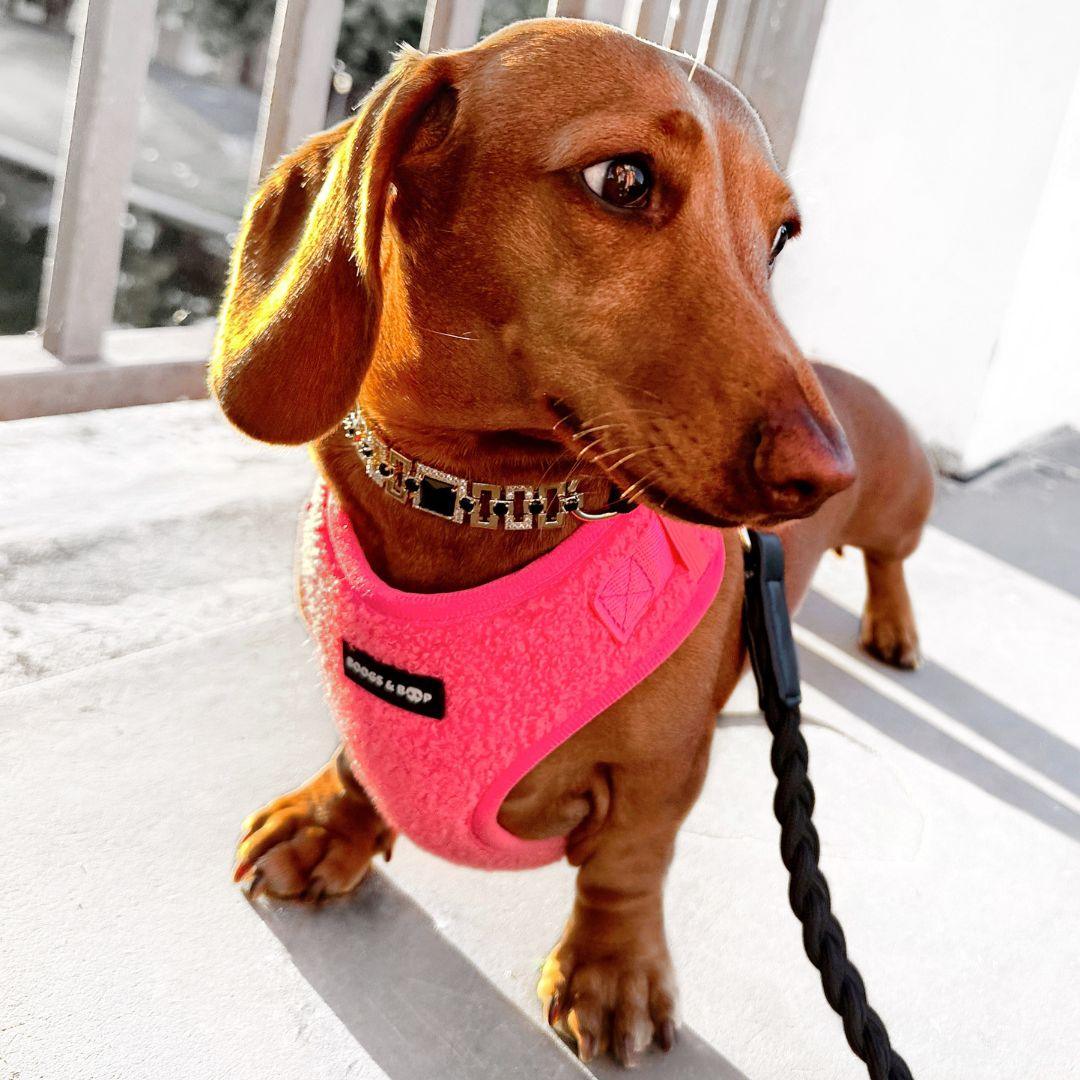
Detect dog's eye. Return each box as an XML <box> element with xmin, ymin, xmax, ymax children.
<box><xmin>769</xmin><ymin>224</ymin><xmax>791</xmax><ymax>263</ymax></box>
<box><xmin>582</xmin><ymin>157</ymin><xmax>651</xmax><ymax>209</ymax></box>
<box><xmin>769</xmin><ymin>219</ymin><xmax>799</xmax><ymax>266</ymax></box>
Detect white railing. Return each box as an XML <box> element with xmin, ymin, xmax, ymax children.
<box><xmin>0</xmin><ymin>0</ymin><xmax>822</xmax><ymax>420</ymax></box>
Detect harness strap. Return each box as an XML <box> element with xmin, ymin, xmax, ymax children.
<box><xmin>742</xmin><ymin>528</ymin><xmax>915</xmax><ymax>1080</ymax></box>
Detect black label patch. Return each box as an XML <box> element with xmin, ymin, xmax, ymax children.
<box><xmin>342</xmin><ymin>642</ymin><xmax>445</xmax><ymax>719</ymax></box>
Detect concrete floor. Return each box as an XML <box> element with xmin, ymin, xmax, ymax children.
<box><xmin>2</xmin><ymin>403</ymin><xmax>1078</xmax><ymax>1080</ymax></box>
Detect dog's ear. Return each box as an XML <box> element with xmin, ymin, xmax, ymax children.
<box><xmin>209</xmin><ymin>50</ymin><xmax>457</xmax><ymax>444</ymax></box>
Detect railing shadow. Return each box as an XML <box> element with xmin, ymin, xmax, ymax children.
<box><xmin>796</xmin><ymin>591</ymin><xmax>1080</xmax><ymax>843</ymax></box>
<box><xmin>254</xmin><ymin>870</ymin><xmax>749</xmax><ymax>1080</ymax></box>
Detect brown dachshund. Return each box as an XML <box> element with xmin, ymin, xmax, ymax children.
<box><xmin>211</xmin><ymin>18</ymin><xmax>933</xmax><ymax>1068</ymax></box>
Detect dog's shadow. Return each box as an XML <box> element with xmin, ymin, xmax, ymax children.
<box><xmin>254</xmin><ymin>869</ymin><xmax>748</xmax><ymax>1080</ymax></box>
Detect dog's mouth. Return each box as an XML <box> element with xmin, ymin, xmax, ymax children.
<box><xmin>545</xmin><ymin>397</ymin><xmax>746</xmax><ymax>529</ymax></box>
<box><xmin>545</xmin><ymin>397</ymin><xmax>824</xmax><ymax>531</ymax></box>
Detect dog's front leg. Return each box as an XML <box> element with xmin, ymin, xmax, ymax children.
<box><xmin>538</xmin><ymin>737</ymin><xmax>710</xmax><ymax>1068</ymax></box>
<box><xmin>233</xmin><ymin>746</ymin><xmax>394</xmax><ymax>901</ymax></box>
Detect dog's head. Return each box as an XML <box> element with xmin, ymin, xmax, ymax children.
<box><xmin>211</xmin><ymin>19</ymin><xmax>853</xmax><ymax>527</ymax></box>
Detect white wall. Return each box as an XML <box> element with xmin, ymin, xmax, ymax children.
<box><xmin>964</xmin><ymin>63</ymin><xmax>1080</xmax><ymax>465</ymax></box>
<box><xmin>772</xmin><ymin>0</ymin><xmax>1080</xmax><ymax>472</ymax></box>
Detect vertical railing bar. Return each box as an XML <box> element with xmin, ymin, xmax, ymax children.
<box><xmin>251</xmin><ymin>0</ymin><xmax>345</xmax><ymax>190</ymax></box>
<box><xmin>693</xmin><ymin>0</ymin><xmax>721</xmax><ymax>61</ymax></box>
<box><xmin>620</xmin><ymin>0</ymin><xmax>644</xmax><ymax>33</ymax></box>
<box><xmin>421</xmin><ymin>0</ymin><xmax>486</xmax><ymax>52</ymax></box>
<box><xmin>550</xmin><ymin>0</ymin><xmax>626</xmax><ymax>24</ymax></box>
<box><xmin>727</xmin><ymin>0</ymin><xmax>826</xmax><ymax>165</ymax></box>
<box><xmin>40</xmin><ymin>0</ymin><xmax>157</xmax><ymax>362</ymax></box>
<box><xmin>668</xmin><ymin>0</ymin><xmax>714</xmax><ymax>59</ymax></box>
<box><xmin>629</xmin><ymin>0</ymin><xmax>676</xmax><ymax>45</ymax></box>
<box><xmin>660</xmin><ymin>0</ymin><xmax>679</xmax><ymax>49</ymax></box>
<box><xmin>551</xmin><ymin>0</ymin><xmax>585</xmax><ymax>17</ymax></box>
<box><xmin>594</xmin><ymin>0</ymin><xmax>629</xmax><ymax>23</ymax></box>
<box><xmin>705</xmin><ymin>0</ymin><xmax>753</xmax><ymax>79</ymax></box>
<box><xmin>731</xmin><ymin>0</ymin><xmax>765</xmax><ymax>86</ymax></box>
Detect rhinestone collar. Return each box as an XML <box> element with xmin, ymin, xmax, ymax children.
<box><xmin>342</xmin><ymin>409</ymin><xmax>631</xmax><ymax>530</ymax></box>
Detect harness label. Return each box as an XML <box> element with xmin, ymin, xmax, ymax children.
<box><xmin>342</xmin><ymin>641</ymin><xmax>446</xmax><ymax>719</ymax></box>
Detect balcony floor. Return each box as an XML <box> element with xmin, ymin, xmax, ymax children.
<box><xmin>2</xmin><ymin>403</ymin><xmax>1078</xmax><ymax>1080</ymax></box>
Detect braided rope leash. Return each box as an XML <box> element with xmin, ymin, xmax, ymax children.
<box><xmin>741</xmin><ymin>528</ymin><xmax>914</xmax><ymax>1080</ymax></box>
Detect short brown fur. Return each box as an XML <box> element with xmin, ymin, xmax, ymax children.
<box><xmin>216</xmin><ymin>20</ymin><xmax>933</xmax><ymax>1068</ymax></box>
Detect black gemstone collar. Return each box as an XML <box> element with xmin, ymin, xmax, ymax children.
<box><xmin>341</xmin><ymin>409</ymin><xmax>622</xmax><ymax>530</ymax></box>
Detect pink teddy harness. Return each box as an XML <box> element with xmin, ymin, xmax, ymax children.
<box><xmin>298</xmin><ymin>483</ymin><xmax>726</xmax><ymax>870</ymax></box>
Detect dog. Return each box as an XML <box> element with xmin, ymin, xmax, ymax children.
<box><xmin>211</xmin><ymin>18</ymin><xmax>933</xmax><ymax>1067</ymax></box>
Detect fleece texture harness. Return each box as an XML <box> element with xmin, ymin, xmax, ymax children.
<box><xmin>298</xmin><ymin>482</ymin><xmax>726</xmax><ymax>869</ymax></box>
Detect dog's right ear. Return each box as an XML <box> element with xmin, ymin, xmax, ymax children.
<box><xmin>209</xmin><ymin>51</ymin><xmax>456</xmax><ymax>444</ymax></box>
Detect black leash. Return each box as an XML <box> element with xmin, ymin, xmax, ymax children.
<box><xmin>741</xmin><ymin>528</ymin><xmax>914</xmax><ymax>1080</ymax></box>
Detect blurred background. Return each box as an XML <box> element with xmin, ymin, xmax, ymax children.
<box><xmin>2</xmin><ymin>3</ymin><xmax>1078</xmax><ymax>1080</ymax></box>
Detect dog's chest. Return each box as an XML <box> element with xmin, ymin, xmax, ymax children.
<box><xmin>297</xmin><ymin>483</ymin><xmax>726</xmax><ymax>869</ymax></box>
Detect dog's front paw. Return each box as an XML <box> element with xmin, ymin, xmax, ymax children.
<box><xmin>538</xmin><ymin>934</ymin><xmax>678</xmax><ymax>1067</ymax></box>
<box><xmin>233</xmin><ymin>754</ymin><xmax>394</xmax><ymax>902</ymax></box>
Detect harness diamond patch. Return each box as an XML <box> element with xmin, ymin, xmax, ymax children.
<box><xmin>594</xmin><ymin>555</ymin><xmax>656</xmax><ymax>642</ymax></box>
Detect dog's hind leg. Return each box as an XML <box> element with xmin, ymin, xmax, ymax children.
<box><xmin>813</xmin><ymin>363</ymin><xmax>935</xmax><ymax>670</ymax></box>
<box><xmin>860</xmin><ymin>552</ymin><xmax>923</xmax><ymax>668</ymax></box>
<box><xmin>233</xmin><ymin>746</ymin><xmax>394</xmax><ymax>901</ymax></box>
<box><xmin>858</xmin><ymin>551</ymin><xmax>921</xmax><ymax>668</ymax></box>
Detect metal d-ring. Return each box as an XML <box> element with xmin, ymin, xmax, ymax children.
<box><xmin>571</xmin><ymin>485</ymin><xmax>636</xmax><ymax>521</ymax></box>
<box><xmin>572</xmin><ymin>505</ymin><xmax>624</xmax><ymax>521</ymax></box>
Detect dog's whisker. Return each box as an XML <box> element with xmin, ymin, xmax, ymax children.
<box><xmin>621</xmin><ymin>473</ymin><xmax>648</xmax><ymax>499</ymax></box>
<box><xmin>576</xmin><ymin>442</ymin><xmax>630</xmax><ymax>466</ymax></box>
<box><xmin>548</xmin><ymin>399</ymin><xmax>668</xmax><ymax>432</ymax></box>
<box><xmin>550</xmin><ymin>415</ymin><xmax>576</xmax><ymax>433</ymax></box>
<box><xmin>552</xmin><ymin>412</ymin><xmax>663</xmax><ymax>450</ymax></box>
<box><xmin>559</xmin><ymin>374</ymin><xmax>664</xmax><ymax>404</ymax></box>
<box><xmin>571</xmin><ymin>423</ymin><xmax>624</xmax><ymax>441</ymax></box>
<box><xmin>604</xmin><ymin>446</ymin><xmax>659</xmax><ymax>472</ymax></box>
<box><xmin>537</xmin><ymin>451</ymin><xmax>575</xmax><ymax>486</ymax></box>
<box><xmin>418</xmin><ymin>326</ymin><xmax>478</xmax><ymax>341</ymax></box>
<box><xmin>541</xmin><ymin>394</ymin><xmax>672</xmax><ymax>491</ymax></box>
<box><xmin>591</xmin><ymin>444</ymin><xmax>653</xmax><ymax>466</ymax></box>
<box><xmin>585</xmin><ymin>406</ymin><xmax>666</xmax><ymax>423</ymax></box>
<box><xmin>565</xmin><ymin>441</ymin><xmax>623</xmax><ymax>482</ymax></box>
<box><xmin>621</xmin><ymin>466</ymin><xmax>663</xmax><ymax>503</ymax></box>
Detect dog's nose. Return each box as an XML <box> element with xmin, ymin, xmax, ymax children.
<box><xmin>752</xmin><ymin>410</ymin><xmax>856</xmax><ymax>515</ymax></box>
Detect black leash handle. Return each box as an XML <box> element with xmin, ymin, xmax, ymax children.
<box><xmin>741</xmin><ymin>528</ymin><xmax>914</xmax><ymax>1080</ymax></box>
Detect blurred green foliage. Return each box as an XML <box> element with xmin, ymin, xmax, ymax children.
<box><xmin>167</xmin><ymin>0</ymin><xmax>278</xmax><ymax>61</ymax></box>
<box><xmin>0</xmin><ymin>160</ymin><xmax>49</xmax><ymax>334</ymax></box>
<box><xmin>168</xmin><ymin>0</ymin><xmax>427</xmax><ymax>96</ymax></box>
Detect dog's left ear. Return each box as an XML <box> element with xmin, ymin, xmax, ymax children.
<box><xmin>209</xmin><ymin>50</ymin><xmax>458</xmax><ymax>444</ymax></box>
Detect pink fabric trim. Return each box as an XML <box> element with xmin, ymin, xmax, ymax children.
<box><xmin>326</xmin><ymin>498</ymin><xmax>623</xmax><ymax>623</ymax></box>
<box><xmin>298</xmin><ymin>483</ymin><xmax>726</xmax><ymax>870</ymax></box>
<box><xmin>658</xmin><ymin>514</ymin><xmax>715</xmax><ymax>580</ymax></box>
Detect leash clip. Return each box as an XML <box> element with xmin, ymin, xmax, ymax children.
<box><xmin>742</xmin><ymin>527</ymin><xmax>802</xmax><ymax>711</ymax></box>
